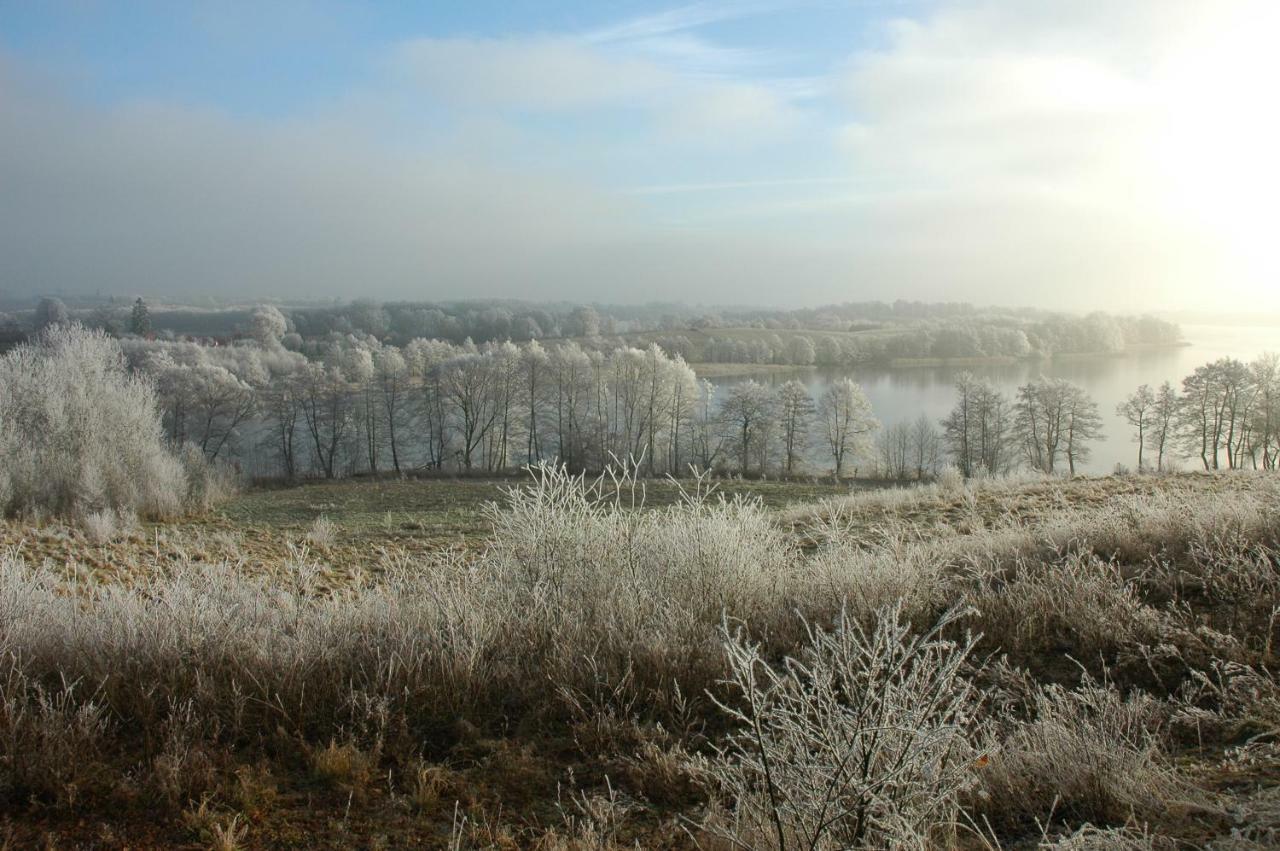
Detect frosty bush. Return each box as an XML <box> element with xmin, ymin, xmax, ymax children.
<box><xmin>0</xmin><ymin>324</ymin><xmax>189</xmax><ymax>518</ymax></box>
<box><xmin>700</xmin><ymin>604</ymin><xmax>985</xmax><ymax>850</ymax></box>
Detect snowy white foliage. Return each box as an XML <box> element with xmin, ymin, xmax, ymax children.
<box><xmin>0</xmin><ymin>324</ymin><xmax>189</xmax><ymax>518</ymax></box>
<box><xmin>701</xmin><ymin>604</ymin><xmax>984</xmax><ymax>850</ymax></box>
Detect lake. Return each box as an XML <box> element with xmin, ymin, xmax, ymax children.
<box><xmin>706</xmin><ymin>323</ymin><xmax>1280</xmax><ymax>474</ymax></box>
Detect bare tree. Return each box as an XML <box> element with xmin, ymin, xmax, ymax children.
<box><xmin>1062</xmin><ymin>383</ymin><xmax>1103</xmax><ymax>475</ymax></box>
<box><xmin>875</xmin><ymin>421</ymin><xmax>911</xmax><ymax>480</ymax></box>
<box><xmin>819</xmin><ymin>377</ymin><xmax>878</xmax><ymax>478</ymax></box>
<box><xmin>1180</xmin><ymin>358</ymin><xmax>1253</xmax><ymax>470</ymax></box>
<box><xmin>1014</xmin><ymin>378</ymin><xmax>1101</xmax><ymax>475</ymax></box>
<box><xmin>521</xmin><ymin>340</ymin><xmax>549</xmax><ymax>464</ymax></box>
<box><xmin>405</xmin><ymin>338</ymin><xmax>455</xmax><ymax>470</ymax></box>
<box><xmin>774</xmin><ymin>379</ymin><xmax>815</xmax><ymax>474</ymax></box>
<box><xmin>437</xmin><ymin>352</ymin><xmax>498</xmax><ymax>472</ymax></box>
<box><xmin>909</xmin><ymin>413</ymin><xmax>942</xmax><ymax>479</ymax></box>
<box><xmin>261</xmin><ymin>368</ymin><xmax>304</xmax><ymax>479</ymax></box>
<box><xmin>1117</xmin><ymin>384</ymin><xmax>1155</xmax><ymax>471</ymax></box>
<box><xmin>942</xmin><ymin>373</ymin><xmax>1011</xmax><ymax>478</ymax></box>
<box><xmin>1251</xmin><ymin>354</ymin><xmax>1280</xmax><ymax>470</ymax></box>
<box><xmin>689</xmin><ymin>379</ymin><xmax>724</xmax><ymax>471</ymax></box>
<box><xmin>721</xmin><ymin>380</ymin><xmax>775</xmax><ymax>475</ymax></box>
<box><xmin>1151</xmin><ymin>381</ymin><xmax>1179</xmax><ymax>471</ymax></box>
<box><xmin>300</xmin><ymin>363</ymin><xmax>353</xmax><ymax>480</ymax></box>
<box><xmin>375</xmin><ymin>346</ymin><xmax>409</xmax><ymax>475</ymax></box>
<box><xmin>1014</xmin><ymin>378</ymin><xmax>1067</xmax><ymax>474</ymax></box>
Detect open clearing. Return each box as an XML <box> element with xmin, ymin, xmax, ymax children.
<box><xmin>1</xmin><ymin>474</ymin><xmax>856</xmax><ymax>584</ymax></box>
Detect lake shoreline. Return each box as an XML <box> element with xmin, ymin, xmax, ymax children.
<box><xmin>691</xmin><ymin>341</ymin><xmax>1191</xmax><ymax>378</ymax></box>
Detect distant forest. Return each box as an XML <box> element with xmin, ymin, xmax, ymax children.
<box><xmin>1</xmin><ymin>297</ymin><xmax>1181</xmax><ymax>365</ymax></box>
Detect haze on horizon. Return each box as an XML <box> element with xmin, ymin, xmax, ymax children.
<box><xmin>1</xmin><ymin>1</ymin><xmax>1275</xmax><ymax>312</ymax></box>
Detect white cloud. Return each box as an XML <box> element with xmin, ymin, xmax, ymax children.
<box><xmin>583</xmin><ymin>2</ymin><xmax>776</xmax><ymax>46</ymax></box>
<box><xmin>3</xmin><ymin>1</ymin><xmax>1274</xmax><ymax>311</ymax></box>
<box><xmin>390</xmin><ymin>36</ymin><xmax>668</xmax><ymax>111</ymax></box>
<box><xmin>0</xmin><ymin>66</ymin><xmax>643</xmax><ymax>299</ymax></box>
<box><xmin>821</xmin><ymin>0</ymin><xmax>1278</xmax><ymax>308</ymax></box>
<box><xmin>389</xmin><ymin>32</ymin><xmax>802</xmax><ymax>147</ymax></box>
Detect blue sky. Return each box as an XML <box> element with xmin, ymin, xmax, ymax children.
<box><xmin>0</xmin><ymin>1</ymin><xmax>1274</xmax><ymax>308</ymax></box>
<box><xmin>0</xmin><ymin>2</ymin><xmax>901</xmax><ymax>111</ymax></box>
<box><xmin>0</xmin><ymin>0</ymin><xmax>903</xmax><ymax>200</ymax></box>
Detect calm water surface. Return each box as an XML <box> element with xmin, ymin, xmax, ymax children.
<box><xmin>708</xmin><ymin>323</ymin><xmax>1280</xmax><ymax>474</ymax></box>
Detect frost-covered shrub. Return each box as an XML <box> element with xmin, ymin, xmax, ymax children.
<box><xmin>178</xmin><ymin>443</ymin><xmax>239</xmax><ymax>512</ymax></box>
<box><xmin>0</xmin><ymin>324</ymin><xmax>189</xmax><ymax>518</ymax></box>
<box><xmin>699</xmin><ymin>604</ymin><xmax>985</xmax><ymax>850</ymax></box>
<box><xmin>480</xmin><ymin>464</ymin><xmax>802</xmax><ymax>705</ymax></box>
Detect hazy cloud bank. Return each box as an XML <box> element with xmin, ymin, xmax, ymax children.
<box><xmin>1</xmin><ymin>1</ymin><xmax>1273</xmax><ymax>309</ymax></box>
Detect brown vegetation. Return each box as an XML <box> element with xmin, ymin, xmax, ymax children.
<box><xmin>0</xmin><ymin>469</ymin><xmax>1277</xmax><ymax>847</ymax></box>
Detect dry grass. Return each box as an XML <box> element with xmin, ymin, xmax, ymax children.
<box><xmin>0</xmin><ymin>468</ymin><xmax>1277</xmax><ymax>847</ymax></box>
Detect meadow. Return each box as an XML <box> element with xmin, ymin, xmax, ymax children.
<box><xmin>1</xmin><ymin>475</ymin><xmax>855</xmax><ymax>586</ymax></box>
<box><xmin>3</xmin><ymin>468</ymin><xmax>1279</xmax><ymax>848</ymax></box>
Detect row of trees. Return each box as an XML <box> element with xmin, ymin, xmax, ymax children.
<box><xmin>24</xmin><ymin>295</ymin><xmax>1178</xmax><ymax>367</ymax></box>
<box><xmin>646</xmin><ymin>314</ymin><xmax>1178</xmax><ymax>368</ymax></box>
<box><xmin>119</xmin><ymin>310</ymin><xmax>887</xmax><ymax>480</ymax></box>
<box><xmin>940</xmin><ymin>352</ymin><xmax>1280</xmax><ymax>479</ymax></box>
<box><xmin>96</xmin><ymin>304</ymin><xmax>1272</xmax><ymax>481</ymax></box>
<box><xmin>941</xmin><ymin>374</ymin><xmax>1103</xmax><ymax>478</ymax></box>
<box><xmin>1117</xmin><ymin>354</ymin><xmax>1280</xmax><ymax>471</ymax></box>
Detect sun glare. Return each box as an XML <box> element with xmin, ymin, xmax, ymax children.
<box><xmin>1157</xmin><ymin>2</ymin><xmax>1280</xmax><ymax>300</ymax></box>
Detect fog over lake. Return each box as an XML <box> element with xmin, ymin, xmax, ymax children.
<box><xmin>709</xmin><ymin>324</ymin><xmax>1279</xmax><ymax>474</ymax></box>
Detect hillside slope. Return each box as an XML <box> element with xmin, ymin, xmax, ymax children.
<box><xmin>1</xmin><ymin>471</ymin><xmax>1278</xmax><ymax>848</ymax></box>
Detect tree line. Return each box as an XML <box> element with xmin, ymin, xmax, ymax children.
<box><xmin>14</xmin><ymin>296</ymin><xmax>1179</xmax><ymax>366</ymax></box>
<box><xmin>1115</xmin><ymin>354</ymin><xmax>1280</xmax><ymax>472</ymax></box>
<box><xmin>939</xmin><ymin>352</ymin><xmax>1280</xmax><ymax>479</ymax></box>
<box><xmin>119</xmin><ymin>307</ymin><xmax>886</xmax><ymax>480</ymax></box>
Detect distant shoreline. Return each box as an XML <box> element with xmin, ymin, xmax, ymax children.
<box><xmin>691</xmin><ymin>341</ymin><xmax>1190</xmax><ymax>378</ymax></box>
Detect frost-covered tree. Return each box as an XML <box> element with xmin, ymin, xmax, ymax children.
<box><xmin>1014</xmin><ymin>378</ymin><xmax>1101</xmax><ymax>475</ymax></box>
<box><xmin>819</xmin><ymin>377</ymin><xmax>878</xmax><ymax>478</ymax></box>
<box><xmin>1251</xmin><ymin>353</ymin><xmax>1280</xmax><ymax>470</ymax></box>
<box><xmin>0</xmin><ymin>324</ymin><xmax>187</xmax><ymax>517</ymax></box>
<box><xmin>249</xmin><ymin>304</ymin><xmax>289</xmax><ymax>348</ymax></box>
<box><xmin>34</xmin><ymin>297</ymin><xmax>69</xmax><ymax>332</ymax></box>
<box><xmin>1151</xmin><ymin>381</ymin><xmax>1180</xmax><ymax>472</ymax></box>
<box><xmin>942</xmin><ymin>373</ymin><xmax>1012</xmax><ymax>478</ymax></box>
<box><xmin>787</xmin><ymin>335</ymin><xmax>816</xmax><ymax>366</ymax></box>
<box><xmin>1061</xmin><ymin>384</ymin><xmax>1103</xmax><ymax>475</ymax></box>
<box><xmin>566</xmin><ymin>305</ymin><xmax>601</xmax><ymax>338</ymax></box>
<box><xmin>910</xmin><ymin>413</ymin><xmax>942</xmax><ymax>479</ymax></box>
<box><xmin>721</xmin><ymin>380</ymin><xmax>775</xmax><ymax>475</ymax></box>
<box><xmin>774</xmin><ymin>379</ymin><xmax>815</xmax><ymax>474</ymax></box>
<box><xmin>1118</xmin><ymin>384</ymin><xmax>1156</xmax><ymax>470</ymax></box>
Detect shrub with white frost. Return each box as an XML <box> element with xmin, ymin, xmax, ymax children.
<box><xmin>700</xmin><ymin>604</ymin><xmax>985</xmax><ymax>850</ymax></box>
<box><xmin>0</xmin><ymin>323</ymin><xmax>188</xmax><ymax>518</ymax></box>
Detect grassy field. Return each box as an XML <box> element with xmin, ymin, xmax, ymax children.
<box><xmin>3</xmin><ymin>470</ymin><xmax>1279</xmax><ymax>848</ymax></box>
<box><xmin>0</xmin><ymin>474</ymin><xmax>857</xmax><ymax>585</ymax></box>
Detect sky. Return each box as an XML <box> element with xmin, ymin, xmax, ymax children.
<box><xmin>0</xmin><ymin>1</ymin><xmax>1276</xmax><ymax>310</ymax></box>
